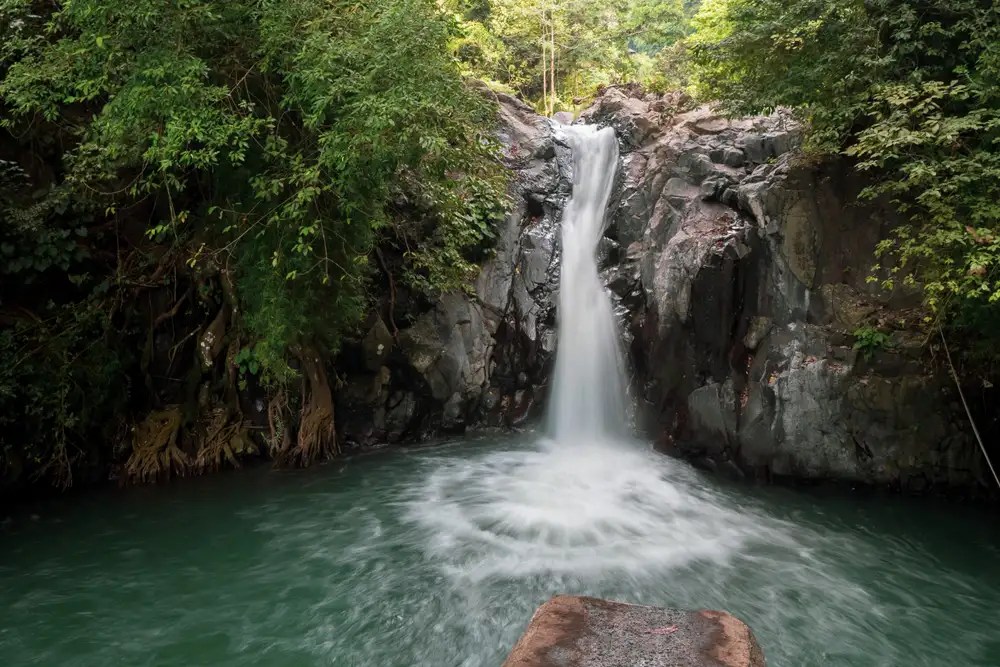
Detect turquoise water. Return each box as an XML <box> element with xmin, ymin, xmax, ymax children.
<box><xmin>2</xmin><ymin>434</ymin><xmax>1000</xmax><ymax>666</ymax></box>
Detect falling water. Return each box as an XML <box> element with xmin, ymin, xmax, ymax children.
<box><xmin>548</xmin><ymin>125</ymin><xmax>626</xmax><ymax>441</ymax></box>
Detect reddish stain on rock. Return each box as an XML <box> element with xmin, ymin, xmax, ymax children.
<box><xmin>503</xmin><ymin>595</ymin><xmax>766</xmax><ymax>667</ymax></box>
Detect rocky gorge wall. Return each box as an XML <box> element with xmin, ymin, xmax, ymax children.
<box><xmin>334</xmin><ymin>92</ymin><xmax>566</xmax><ymax>446</ymax></box>
<box><xmin>336</xmin><ymin>88</ymin><xmax>991</xmax><ymax>495</ymax></box>
<box><xmin>590</xmin><ymin>88</ymin><xmax>987</xmax><ymax>493</ymax></box>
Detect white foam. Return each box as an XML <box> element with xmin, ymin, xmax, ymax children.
<box><xmin>406</xmin><ymin>437</ymin><xmax>795</xmax><ymax>585</ymax></box>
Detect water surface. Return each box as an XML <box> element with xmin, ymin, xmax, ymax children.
<box><xmin>3</xmin><ymin>434</ymin><xmax>1000</xmax><ymax>667</ymax></box>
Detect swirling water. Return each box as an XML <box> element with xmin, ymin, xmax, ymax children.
<box><xmin>3</xmin><ymin>434</ymin><xmax>1000</xmax><ymax>666</ymax></box>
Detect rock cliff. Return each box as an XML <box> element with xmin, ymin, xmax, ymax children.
<box><xmin>587</xmin><ymin>87</ymin><xmax>982</xmax><ymax>491</ymax></box>
<box><xmin>336</xmin><ymin>92</ymin><xmax>565</xmax><ymax>446</ymax></box>
<box><xmin>336</xmin><ymin>87</ymin><xmax>988</xmax><ymax>494</ymax></box>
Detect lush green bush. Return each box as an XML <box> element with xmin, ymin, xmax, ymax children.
<box><xmin>0</xmin><ymin>0</ymin><xmax>505</xmax><ymax>487</ymax></box>
<box><xmin>852</xmin><ymin>325</ymin><xmax>893</xmax><ymax>361</ymax></box>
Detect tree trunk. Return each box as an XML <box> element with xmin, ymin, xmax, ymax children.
<box><xmin>540</xmin><ymin>9</ymin><xmax>548</xmax><ymax>116</ymax></box>
<box><xmin>550</xmin><ymin>15</ymin><xmax>556</xmax><ymax>115</ymax></box>
<box><xmin>287</xmin><ymin>345</ymin><xmax>337</xmax><ymax>466</ymax></box>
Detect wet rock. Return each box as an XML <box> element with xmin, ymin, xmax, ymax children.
<box><xmin>336</xmin><ymin>91</ymin><xmax>567</xmax><ymax>442</ymax></box>
<box><xmin>336</xmin><ymin>86</ymin><xmax>976</xmax><ymax>494</ymax></box>
<box><xmin>482</xmin><ymin>386</ymin><xmax>501</xmax><ymax>411</ymax></box>
<box><xmin>384</xmin><ymin>390</ymin><xmax>417</xmax><ymax>440</ymax></box>
<box><xmin>519</xmin><ymin>220</ymin><xmax>559</xmax><ymax>293</ymax></box>
<box><xmin>743</xmin><ymin>316</ymin><xmax>772</xmax><ymax>350</ymax></box>
<box><xmin>510</xmin><ymin>389</ymin><xmax>536</xmax><ymax>426</ymax></box>
<box><xmin>503</xmin><ymin>596</ymin><xmax>765</xmax><ymax>667</ymax></box>
<box><xmin>687</xmin><ymin>381</ymin><xmax>738</xmax><ymax>446</ymax></box>
<box><xmin>592</xmin><ymin>89</ymin><xmax>975</xmax><ymax>491</ymax></box>
<box><xmin>337</xmin><ymin>367</ymin><xmax>393</xmax><ymax>447</ymax></box>
<box><xmin>441</xmin><ymin>393</ymin><xmax>466</xmax><ymax>430</ymax></box>
<box><xmin>596</xmin><ymin>237</ymin><xmax>620</xmax><ymax>270</ymax></box>
<box><xmin>361</xmin><ymin>317</ymin><xmax>394</xmax><ymax>372</ymax></box>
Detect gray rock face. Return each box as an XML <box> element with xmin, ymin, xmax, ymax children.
<box><xmin>336</xmin><ymin>85</ymin><xmax>983</xmax><ymax>495</ymax></box>
<box><xmin>336</xmin><ymin>92</ymin><xmax>566</xmax><ymax>447</ymax></box>
<box><xmin>590</xmin><ymin>87</ymin><xmax>981</xmax><ymax>491</ymax></box>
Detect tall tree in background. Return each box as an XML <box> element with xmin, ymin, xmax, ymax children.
<box><xmin>689</xmin><ymin>0</ymin><xmax>1000</xmax><ymax>361</ymax></box>
<box><xmin>445</xmin><ymin>0</ymin><xmax>692</xmax><ymax>113</ymax></box>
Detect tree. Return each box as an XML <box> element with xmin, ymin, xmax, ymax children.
<box><xmin>0</xmin><ymin>0</ymin><xmax>505</xmax><ymax>487</ymax></box>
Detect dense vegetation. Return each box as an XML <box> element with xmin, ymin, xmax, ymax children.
<box><xmin>0</xmin><ymin>0</ymin><xmax>706</xmax><ymax>492</ymax></box>
<box><xmin>689</xmin><ymin>0</ymin><xmax>1000</xmax><ymax>363</ymax></box>
<box><xmin>0</xmin><ymin>0</ymin><xmax>505</xmax><ymax>489</ymax></box>
<box><xmin>442</xmin><ymin>0</ymin><xmax>702</xmax><ymax>112</ymax></box>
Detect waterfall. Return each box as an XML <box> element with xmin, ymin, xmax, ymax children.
<box><xmin>547</xmin><ymin>125</ymin><xmax>626</xmax><ymax>442</ymax></box>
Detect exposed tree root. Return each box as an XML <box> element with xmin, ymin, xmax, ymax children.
<box><xmin>35</xmin><ymin>442</ymin><xmax>74</xmax><ymax>489</ymax></box>
<box><xmin>193</xmin><ymin>407</ymin><xmax>256</xmax><ymax>473</ymax></box>
<box><xmin>267</xmin><ymin>389</ymin><xmax>293</xmax><ymax>457</ymax></box>
<box><xmin>124</xmin><ymin>406</ymin><xmax>189</xmax><ymax>483</ymax></box>
<box><xmin>152</xmin><ymin>288</ymin><xmax>190</xmax><ymax>329</ymax></box>
<box><xmin>276</xmin><ymin>346</ymin><xmax>338</xmax><ymax>467</ymax></box>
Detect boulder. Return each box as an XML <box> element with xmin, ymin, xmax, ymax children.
<box><xmin>361</xmin><ymin>317</ymin><xmax>394</xmax><ymax>372</ymax></box>
<box><xmin>503</xmin><ymin>596</ymin><xmax>765</xmax><ymax>667</ymax></box>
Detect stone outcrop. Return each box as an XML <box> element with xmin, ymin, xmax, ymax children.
<box><xmin>335</xmin><ymin>85</ymin><xmax>986</xmax><ymax>495</ymax></box>
<box><xmin>586</xmin><ymin>87</ymin><xmax>982</xmax><ymax>491</ymax></box>
<box><xmin>503</xmin><ymin>596</ymin><xmax>765</xmax><ymax>667</ymax></box>
<box><xmin>335</xmin><ymin>92</ymin><xmax>567</xmax><ymax>447</ymax></box>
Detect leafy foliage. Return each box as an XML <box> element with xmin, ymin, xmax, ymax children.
<box><xmin>688</xmin><ymin>0</ymin><xmax>1000</xmax><ymax>350</ymax></box>
<box><xmin>0</xmin><ymin>0</ymin><xmax>505</xmax><ymax>488</ymax></box>
<box><xmin>443</xmin><ymin>0</ymin><xmax>700</xmax><ymax>112</ymax></box>
<box><xmin>852</xmin><ymin>325</ymin><xmax>893</xmax><ymax>361</ymax></box>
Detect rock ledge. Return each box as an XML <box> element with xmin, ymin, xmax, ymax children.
<box><xmin>503</xmin><ymin>595</ymin><xmax>766</xmax><ymax>667</ymax></box>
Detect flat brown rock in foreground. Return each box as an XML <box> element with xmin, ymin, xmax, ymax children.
<box><xmin>503</xmin><ymin>595</ymin><xmax>765</xmax><ymax>667</ymax></box>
